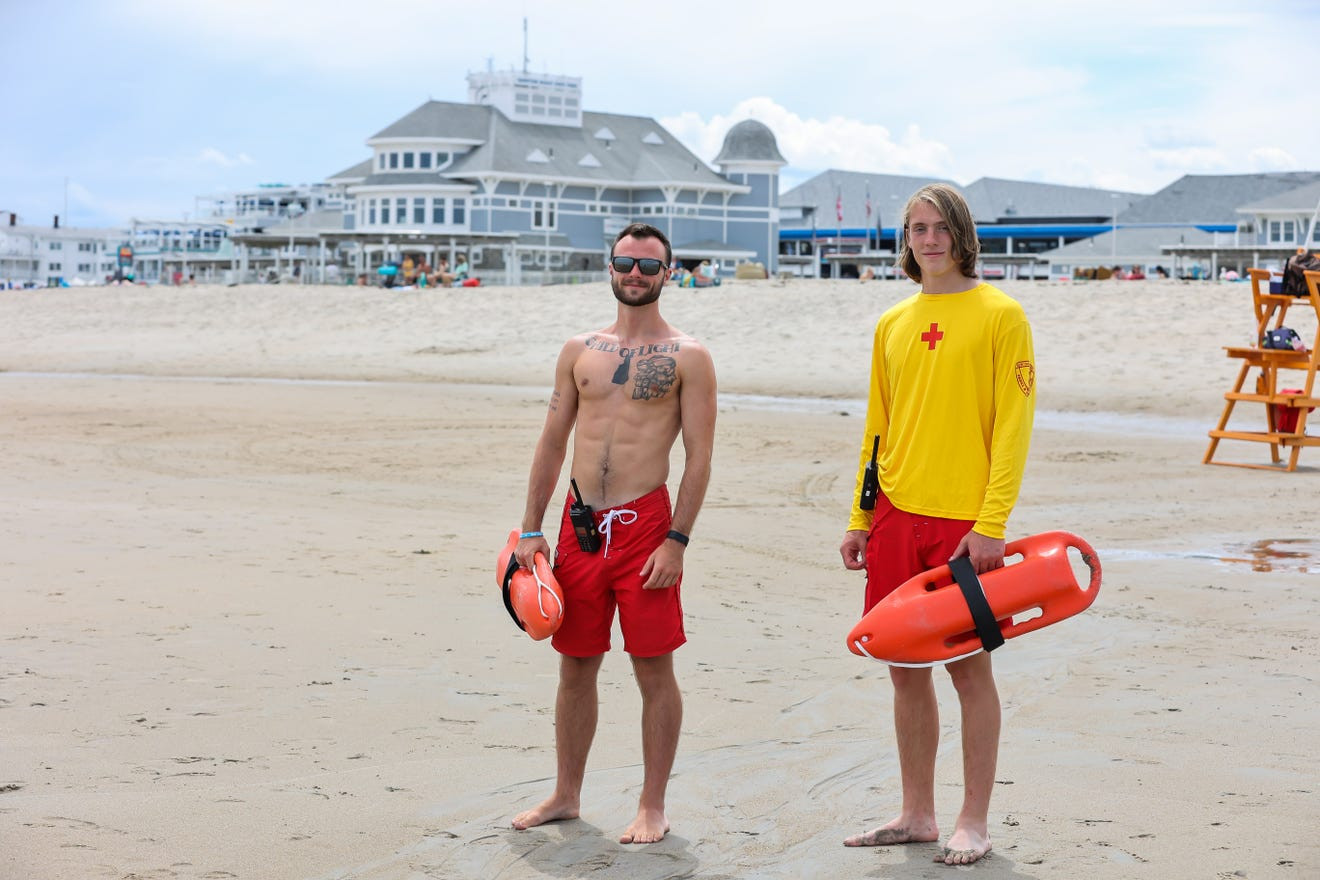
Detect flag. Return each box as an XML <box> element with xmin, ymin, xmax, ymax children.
<box><xmin>836</xmin><ymin>190</ymin><xmax>843</xmax><ymax>224</ymax></box>
<box><xmin>865</xmin><ymin>185</ymin><xmax>872</xmax><ymax>221</ymax></box>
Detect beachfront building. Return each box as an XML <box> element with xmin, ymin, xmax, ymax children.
<box><xmin>1042</xmin><ymin>172</ymin><xmax>1320</xmax><ymax>280</ymax></box>
<box><xmin>779</xmin><ymin>172</ymin><xmax>1139</xmax><ymax>279</ymax></box>
<box><xmin>223</xmin><ymin>70</ymin><xmax>786</xmax><ymax>284</ymax></box>
<box><xmin>0</xmin><ymin>212</ymin><xmax>125</xmax><ymax>287</ymax></box>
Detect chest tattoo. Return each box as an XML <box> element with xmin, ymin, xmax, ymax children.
<box><xmin>633</xmin><ymin>355</ymin><xmax>677</xmax><ymax>399</ymax></box>
<box><xmin>612</xmin><ymin>350</ymin><xmax>631</xmax><ymax>384</ymax></box>
<box><xmin>584</xmin><ymin>337</ymin><xmax>682</xmax><ymax>389</ymax></box>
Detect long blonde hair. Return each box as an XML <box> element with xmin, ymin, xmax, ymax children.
<box><xmin>899</xmin><ymin>183</ymin><xmax>980</xmax><ymax>283</ymax></box>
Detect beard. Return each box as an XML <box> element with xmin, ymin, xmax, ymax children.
<box><xmin>611</xmin><ymin>274</ymin><xmax>663</xmax><ymax>307</ymax></box>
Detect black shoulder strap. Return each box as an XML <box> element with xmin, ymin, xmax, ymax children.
<box><xmin>948</xmin><ymin>556</ymin><xmax>1005</xmax><ymax>652</ymax></box>
<box><xmin>501</xmin><ymin>554</ymin><xmax>526</xmax><ymax>631</ymax></box>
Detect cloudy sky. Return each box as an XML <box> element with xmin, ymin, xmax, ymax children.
<box><xmin>3</xmin><ymin>0</ymin><xmax>1317</xmax><ymax>228</ymax></box>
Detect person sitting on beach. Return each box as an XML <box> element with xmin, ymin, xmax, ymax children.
<box><xmin>859</xmin><ymin>266</ymin><xmax>876</xmax><ymax>282</ymax></box>
<box><xmin>839</xmin><ymin>184</ymin><xmax>1035</xmax><ymax>867</ymax></box>
<box><xmin>433</xmin><ymin>258</ymin><xmax>454</xmax><ymax>286</ymax></box>
<box><xmin>451</xmin><ymin>255</ymin><xmax>470</xmax><ymax>286</ymax></box>
<box><xmin>509</xmin><ymin>222</ymin><xmax>717</xmax><ymax>845</ymax></box>
<box><xmin>692</xmin><ymin>259</ymin><xmax>719</xmax><ymax>287</ymax></box>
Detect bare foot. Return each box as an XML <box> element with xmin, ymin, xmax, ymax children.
<box><xmin>511</xmin><ymin>794</ymin><xmax>579</xmax><ymax>830</ymax></box>
<box><xmin>844</xmin><ymin>819</ymin><xmax>940</xmax><ymax>847</ymax></box>
<box><xmin>933</xmin><ymin>827</ymin><xmax>992</xmax><ymax>865</ymax></box>
<box><xmin>618</xmin><ymin>806</ymin><xmax>669</xmax><ymax>844</ymax></box>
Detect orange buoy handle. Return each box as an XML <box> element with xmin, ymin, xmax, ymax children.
<box><xmin>495</xmin><ymin>530</ymin><xmax>565</xmax><ymax>641</ymax></box>
<box><xmin>847</xmin><ymin>530</ymin><xmax>1102</xmax><ymax>666</ymax></box>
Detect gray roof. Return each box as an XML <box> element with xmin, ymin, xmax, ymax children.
<box><xmin>445</xmin><ymin>109</ymin><xmax>732</xmax><ymax>187</ymax></box>
<box><xmin>354</xmin><ymin>100</ymin><xmax>733</xmax><ymax>188</ymax></box>
<box><xmin>369</xmin><ymin>101</ymin><xmax>492</xmax><ymax>141</ymax></box>
<box><xmin>962</xmin><ymin>177</ymin><xmax>1142</xmax><ymax>223</ymax></box>
<box><xmin>780</xmin><ymin>170</ymin><xmax>955</xmax><ymax>228</ymax></box>
<box><xmin>327</xmin><ymin>158</ymin><xmax>373</xmax><ymax>181</ymax></box>
<box><xmin>714</xmin><ymin>119</ymin><xmax>786</xmax><ymax>165</ymax></box>
<box><xmin>1238</xmin><ymin>178</ymin><xmax>1320</xmax><ymax>213</ymax></box>
<box><xmin>1040</xmin><ymin>224</ymin><xmax>1217</xmax><ymax>263</ymax></box>
<box><xmin>1120</xmin><ymin>172</ymin><xmax>1320</xmax><ymax>224</ymax></box>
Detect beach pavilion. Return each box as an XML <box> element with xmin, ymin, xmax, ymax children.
<box><xmin>218</xmin><ymin>70</ymin><xmax>785</xmax><ymax>286</ymax></box>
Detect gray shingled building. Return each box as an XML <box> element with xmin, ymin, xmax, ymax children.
<box><xmin>231</xmin><ymin>70</ymin><xmax>785</xmax><ymax>284</ymax></box>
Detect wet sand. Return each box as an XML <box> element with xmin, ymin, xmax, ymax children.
<box><xmin>2</xmin><ymin>278</ymin><xmax>1318</xmax><ymax>879</ymax></box>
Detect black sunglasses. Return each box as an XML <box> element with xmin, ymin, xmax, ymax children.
<box><xmin>610</xmin><ymin>256</ymin><xmax>667</xmax><ymax>276</ymax></box>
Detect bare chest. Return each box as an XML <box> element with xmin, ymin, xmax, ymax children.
<box><xmin>576</xmin><ymin>338</ymin><xmax>683</xmax><ymax>404</ymax></box>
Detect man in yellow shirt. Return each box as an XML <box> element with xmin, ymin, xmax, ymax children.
<box><xmin>839</xmin><ymin>183</ymin><xmax>1035</xmax><ymax>866</ymax></box>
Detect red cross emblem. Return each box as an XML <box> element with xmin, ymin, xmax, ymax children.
<box><xmin>920</xmin><ymin>322</ymin><xmax>944</xmax><ymax>350</ymax></box>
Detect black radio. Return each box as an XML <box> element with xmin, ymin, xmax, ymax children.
<box><xmin>568</xmin><ymin>478</ymin><xmax>602</xmax><ymax>553</ymax></box>
<box><xmin>859</xmin><ymin>435</ymin><xmax>880</xmax><ymax>511</ymax></box>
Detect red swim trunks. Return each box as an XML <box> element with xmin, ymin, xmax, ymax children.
<box><xmin>863</xmin><ymin>493</ymin><xmax>976</xmax><ymax>613</ymax></box>
<box><xmin>551</xmin><ymin>485</ymin><xmax>686</xmax><ymax>658</ymax></box>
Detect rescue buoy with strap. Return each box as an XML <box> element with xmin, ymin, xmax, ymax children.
<box><xmin>495</xmin><ymin>530</ymin><xmax>564</xmax><ymax>640</ymax></box>
<box><xmin>847</xmin><ymin>530</ymin><xmax>1101</xmax><ymax>667</ymax></box>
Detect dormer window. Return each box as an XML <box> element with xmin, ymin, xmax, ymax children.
<box><xmin>642</xmin><ymin>132</ymin><xmax>664</xmax><ymax>145</ymax></box>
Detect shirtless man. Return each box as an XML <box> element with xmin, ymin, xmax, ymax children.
<box><xmin>510</xmin><ymin>222</ymin><xmax>717</xmax><ymax>844</ymax></box>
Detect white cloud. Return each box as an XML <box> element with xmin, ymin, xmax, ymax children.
<box><xmin>663</xmin><ymin>98</ymin><xmax>955</xmax><ymax>179</ymax></box>
<box><xmin>1148</xmin><ymin>147</ymin><xmax>1230</xmax><ymax>173</ymax></box>
<box><xmin>1247</xmin><ymin>147</ymin><xmax>1299</xmax><ymax>172</ymax></box>
<box><xmin>198</xmin><ymin>148</ymin><xmax>255</xmax><ymax>168</ymax></box>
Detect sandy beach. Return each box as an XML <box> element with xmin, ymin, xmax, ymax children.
<box><xmin>2</xmin><ymin>276</ymin><xmax>1318</xmax><ymax>879</ymax></box>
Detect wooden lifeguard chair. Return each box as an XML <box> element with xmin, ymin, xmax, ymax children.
<box><xmin>1204</xmin><ymin>267</ymin><xmax>1320</xmax><ymax>471</ymax></box>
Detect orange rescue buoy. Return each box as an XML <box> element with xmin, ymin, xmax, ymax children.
<box><xmin>496</xmin><ymin>530</ymin><xmax>564</xmax><ymax>640</ymax></box>
<box><xmin>847</xmin><ymin>530</ymin><xmax>1101</xmax><ymax>667</ymax></box>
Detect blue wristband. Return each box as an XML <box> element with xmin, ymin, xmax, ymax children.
<box><xmin>666</xmin><ymin>530</ymin><xmax>690</xmax><ymax>546</ymax></box>
<box><xmin>520</xmin><ymin>531</ymin><xmax>543</xmax><ymax>539</ymax></box>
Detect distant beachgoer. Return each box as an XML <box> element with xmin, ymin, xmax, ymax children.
<box><xmin>451</xmin><ymin>255</ymin><xmax>469</xmax><ymax>286</ymax></box>
<box><xmin>692</xmin><ymin>260</ymin><xmax>718</xmax><ymax>288</ymax></box>
<box><xmin>839</xmin><ymin>183</ymin><xmax>1034</xmax><ymax>867</ymax></box>
<box><xmin>509</xmin><ymin>222</ymin><xmax>716</xmax><ymax>845</ymax></box>
<box><xmin>435</xmin><ymin>257</ymin><xmax>454</xmax><ymax>286</ymax></box>
<box><xmin>859</xmin><ymin>266</ymin><xmax>876</xmax><ymax>282</ymax></box>
<box><xmin>1282</xmin><ymin>247</ymin><xmax>1320</xmax><ymax>296</ymax></box>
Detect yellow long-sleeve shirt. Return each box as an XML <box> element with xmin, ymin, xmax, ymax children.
<box><xmin>848</xmin><ymin>282</ymin><xmax>1035</xmax><ymax>539</ymax></box>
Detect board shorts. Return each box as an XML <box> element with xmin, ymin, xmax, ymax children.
<box><xmin>551</xmin><ymin>485</ymin><xmax>686</xmax><ymax>658</ymax></box>
<box><xmin>863</xmin><ymin>492</ymin><xmax>976</xmax><ymax>613</ymax></box>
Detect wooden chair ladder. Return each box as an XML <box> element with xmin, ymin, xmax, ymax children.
<box><xmin>1204</xmin><ymin>268</ymin><xmax>1320</xmax><ymax>471</ymax></box>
